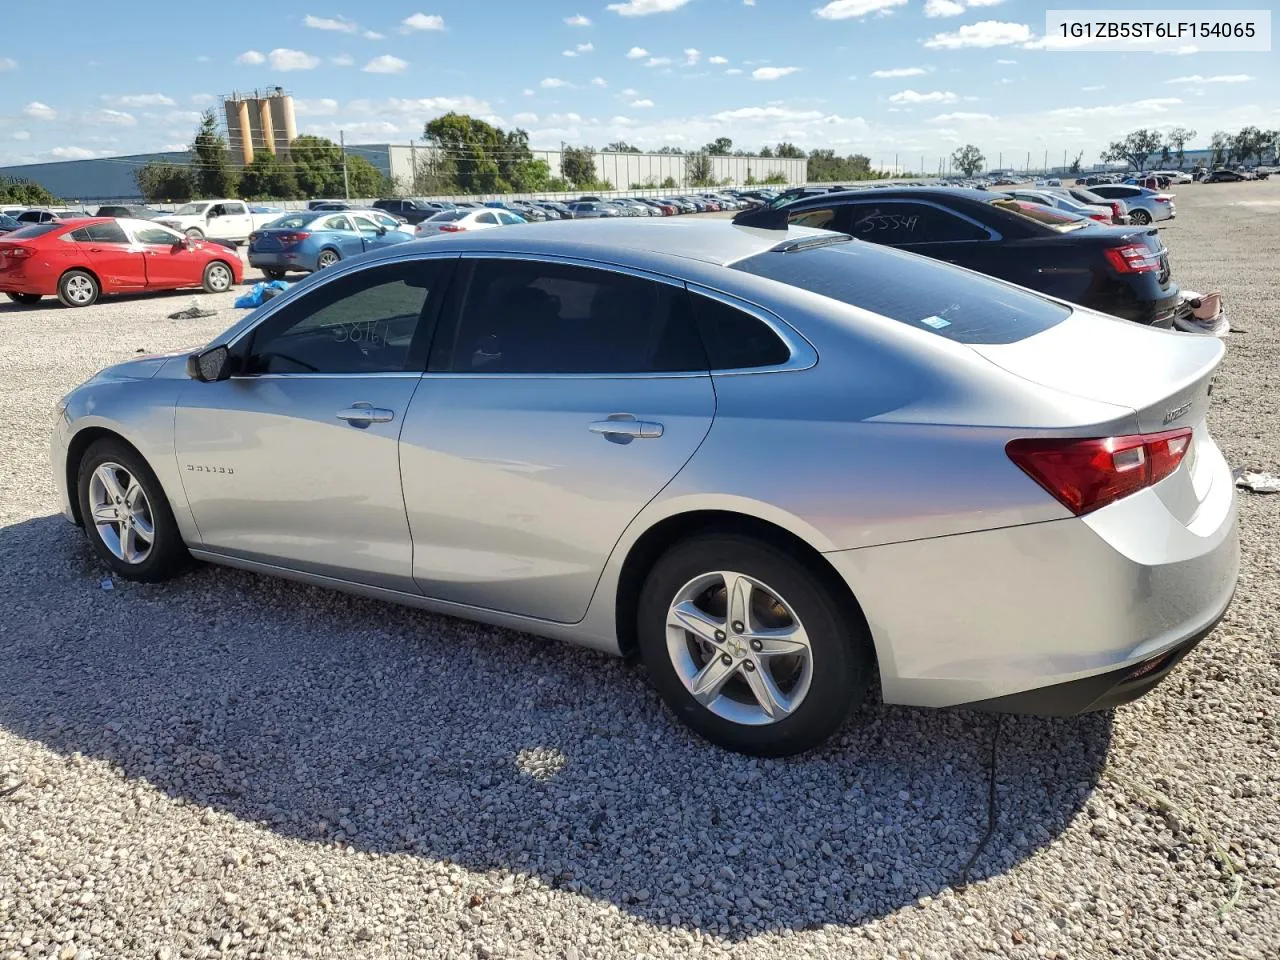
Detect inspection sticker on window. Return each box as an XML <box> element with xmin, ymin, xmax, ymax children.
<box><xmin>919</xmin><ymin>315</ymin><xmax>952</xmax><ymax>330</ymax></box>
<box><xmin>1045</xmin><ymin>10</ymin><xmax>1271</xmax><ymax>51</ymax></box>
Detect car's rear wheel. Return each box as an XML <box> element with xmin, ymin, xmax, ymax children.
<box><xmin>638</xmin><ymin>534</ymin><xmax>874</xmax><ymax>757</ymax></box>
<box><xmin>202</xmin><ymin>261</ymin><xmax>234</xmax><ymax>293</ymax></box>
<box><xmin>5</xmin><ymin>292</ymin><xmax>41</xmax><ymax>305</ymax></box>
<box><xmin>76</xmin><ymin>439</ymin><xmax>190</xmax><ymax>583</ymax></box>
<box><xmin>57</xmin><ymin>270</ymin><xmax>100</xmax><ymax>308</ymax></box>
<box><xmin>262</xmin><ymin>268</ymin><xmax>287</xmax><ymax>281</ymax></box>
<box><xmin>184</xmin><ymin>227</ymin><xmax>205</xmax><ymax>239</ymax></box>
<box><xmin>316</xmin><ymin>249</ymin><xmax>340</xmax><ymax>269</ymax></box>
<box><xmin>1129</xmin><ymin>209</ymin><xmax>1152</xmax><ymax>225</ymax></box>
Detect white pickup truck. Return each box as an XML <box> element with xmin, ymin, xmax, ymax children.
<box><xmin>154</xmin><ymin>200</ymin><xmax>283</xmax><ymax>244</ymax></box>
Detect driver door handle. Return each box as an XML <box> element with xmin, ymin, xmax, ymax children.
<box><xmin>588</xmin><ymin>417</ymin><xmax>664</xmax><ymax>439</ymax></box>
<box><xmin>337</xmin><ymin>403</ymin><xmax>395</xmax><ymax>425</ymax></box>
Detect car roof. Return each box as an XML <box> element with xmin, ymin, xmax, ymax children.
<box><xmin>817</xmin><ymin>186</ymin><xmax>996</xmax><ymax>204</ymax></box>
<box><xmin>400</xmin><ymin>217</ymin><xmax>830</xmax><ymax>267</ymax></box>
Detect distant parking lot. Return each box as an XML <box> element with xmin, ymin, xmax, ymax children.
<box><xmin>1</xmin><ymin>180</ymin><xmax>1278</xmax><ymax>960</ymax></box>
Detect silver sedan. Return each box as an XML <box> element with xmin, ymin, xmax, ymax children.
<box><xmin>51</xmin><ymin>219</ymin><xmax>1238</xmax><ymax>756</ymax></box>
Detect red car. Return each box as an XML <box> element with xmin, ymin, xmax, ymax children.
<box><xmin>0</xmin><ymin>217</ymin><xmax>243</xmax><ymax>308</ymax></box>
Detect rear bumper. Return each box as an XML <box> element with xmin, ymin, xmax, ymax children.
<box><xmin>248</xmin><ymin>251</ymin><xmax>314</xmax><ymax>272</ymax></box>
<box><xmin>826</xmin><ymin>431</ymin><xmax>1239</xmax><ymax>711</ymax></box>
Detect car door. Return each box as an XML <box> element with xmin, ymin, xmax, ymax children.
<box><xmin>174</xmin><ymin>256</ymin><xmax>457</xmax><ymax>591</ymax></box>
<box><xmin>351</xmin><ymin>214</ymin><xmax>405</xmax><ymax>252</ymax></box>
<box><xmin>214</xmin><ymin>201</ymin><xmax>252</xmax><ymax>241</ymax></box>
<box><xmin>67</xmin><ymin>221</ymin><xmax>147</xmax><ymax>290</ymax></box>
<box><xmin>129</xmin><ymin>221</ymin><xmax>203</xmax><ymax>288</ymax></box>
<box><xmin>319</xmin><ymin>214</ymin><xmax>365</xmax><ymax>257</ymax></box>
<box><xmin>398</xmin><ymin>255</ymin><xmax>716</xmax><ymax>622</ymax></box>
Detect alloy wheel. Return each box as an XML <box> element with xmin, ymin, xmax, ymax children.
<box><xmin>665</xmin><ymin>571</ymin><xmax>814</xmax><ymax>726</ymax></box>
<box><xmin>88</xmin><ymin>462</ymin><xmax>155</xmax><ymax>564</ymax></box>
<box><xmin>65</xmin><ymin>275</ymin><xmax>96</xmax><ymax>305</ymax></box>
<box><xmin>206</xmin><ymin>263</ymin><xmax>232</xmax><ymax>291</ymax></box>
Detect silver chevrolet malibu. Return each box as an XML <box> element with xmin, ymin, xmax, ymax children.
<box><xmin>51</xmin><ymin>219</ymin><xmax>1239</xmax><ymax>756</ymax></box>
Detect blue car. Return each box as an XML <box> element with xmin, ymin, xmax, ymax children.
<box><xmin>247</xmin><ymin>210</ymin><xmax>413</xmax><ymax>278</ymax></box>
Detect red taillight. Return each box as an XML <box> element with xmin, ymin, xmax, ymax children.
<box><xmin>1006</xmin><ymin>428</ymin><xmax>1193</xmax><ymax>516</ymax></box>
<box><xmin>1155</xmin><ymin>197</ymin><xmax>1171</xmax><ymax>203</ymax></box>
<box><xmin>437</xmin><ymin>224</ymin><xmax>466</xmax><ymax>232</ymax></box>
<box><xmin>1089</xmin><ymin>213</ymin><xmax>1109</xmax><ymax>221</ymax></box>
<box><xmin>1108</xmin><ymin>202</ymin><xmax>1123</xmax><ymax>220</ymax></box>
<box><xmin>6</xmin><ymin>247</ymin><xmax>33</xmax><ymax>259</ymax></box>
<box><xmin>277</xmin><ymin>231</ymin><xmax>311</xmax><ymax>245</ymax></box>
<box><xmin>1103</xmin><ymin>243</ymin><xmax>1161</xmax><ymax>274</ymax></box>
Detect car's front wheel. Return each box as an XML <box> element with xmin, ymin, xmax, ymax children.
<box><xmin>638</xmin><ymin>534</ymin><xmax>874</xmax><ymax>757</ymax></box>
<box><xmin>184</xmin><ymin>227</ymin><xmax>205</xmax><ymax>239</ymax></box>
<box><xmin>76</xmin><ymin>438</ymin><xmax>191</xmax><ymax>583</ymax></box>
<box><xmin>202</xmin><ymin>261</ymin><xmax>234</xmax><ymax>293</ymax></box>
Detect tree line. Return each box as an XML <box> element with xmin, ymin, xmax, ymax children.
<box><xmin>1103</xmin><ymin>126</ymin><xmax>1277</xmax><ymax>171</ymax></box>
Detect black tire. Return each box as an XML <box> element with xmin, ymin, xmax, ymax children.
<box><xmin>262</xmin><ymin>268</ymin><xmax>287</xmax><ymax>281</ymax></box>
<box><xmin>57</xmin><ymin>269</ymin><xmax>100</xmax><ymax>308</ymax></box>
<box><xmin>5</xmin><ymin>292</ymin><xmax>41</xmax><ymax>305</ymax></box>
<box><xmin>316</xmin><ymin>249</ymin><xmax>340</xmax><ymax>269</ymax></box>
<box><xmin>184</xmin><ymin>227</ymin><xmax>205</xmax><ymax>239</ymax></box>
<box><xmin>1129</xmin><ymin>209</ymin><xmax>1152</xmax><ymax>225</ymax></box>
<box><xmin>76</xmin><ymin>438</ymin><xmax>191</xmax><ymax>583</ymax></box>
<box><xmin>202</xmin><ymin>260</ymin><xmax>235</xmax><ymax>294</ymax></box>
<box><xmin>637</xmin><ymin>534</ymin><xmax>873</xmax><ymax>757</ymax></box>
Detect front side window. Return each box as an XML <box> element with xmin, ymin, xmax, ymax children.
<box><xmin>133</xmin><ymin>225</ymin><xmax>182</xmax><ymax>245</ymax></box>
<box><xmin>437</xmin><ymin>259</ymin><xmax>707</xmax><ymax>375</ymax></box>
<box><xmin>352</xmin><ymin>216</ymin><xmax>382</xmax><ymax>236</ymax></box>
<box><xmin>222</xmin><ymin>202</ymin><xmax>247</xmax><ymax>216</ymax></box>
<box><xmin>244</xmin><ymin>260</ymin><xmax>450</xmax><ymax>375</ymax></box>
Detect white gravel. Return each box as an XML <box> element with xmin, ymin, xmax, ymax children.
<box><xmin>1</xmin><ymin>189</ymin><xmax>1279</xmax><ymax>960</ymax></box>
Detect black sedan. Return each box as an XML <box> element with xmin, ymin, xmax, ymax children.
<box><xmin>759</xmin><ymin>187</ymin><xmax>1179</xmax><ymax>327</ymax></box>
<box><xmin>93</xmin><ymin>204</ymin><xmax>164</xmax><ymax>219</ymax></box>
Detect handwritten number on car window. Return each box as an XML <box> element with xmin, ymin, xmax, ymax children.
<box><xmin>856</xmin><ymin>214</ymin><xmax>919</xmax><ymax>234</ymax></box>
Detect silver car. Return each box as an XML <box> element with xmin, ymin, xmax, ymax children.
<box><xmin>51</xmin><ymin>219</ymin><xmax>1238</xmax><ymax>756</ymax></box>
<box><xmin>1085</xmin><ymin>184</ymin><xmax>1175</xmax><ymax>225</ymax></box>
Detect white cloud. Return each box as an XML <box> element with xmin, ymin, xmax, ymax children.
<box><xmin>564</xmin><ymin>42</ymin><xmax>594</xmax><ymax>56</ymax></box>
<box><xmin>1155</xmin><ymin>45</ymin><xmax>1198</xmax><ymax>55</ymax></box>
<box><xmin>190</xmin><ymin>93</ymin><xmax>215</xmax><ymax>105</ymax></box>
<box><xmin>23</xmin><ymin>102</ymin><xmax>57</xmax><ymax>120</ymax></box>
<box><xmin>683</xmin><ymin>48</ymin><xmax>701</xmax><ymax>65</ymax></box>
<box><xmin>12</xmin><ymin>131</ymin><xmax>31</xmax><ymax>141</ymax></box>
<box><xmin>925</xmin><ymin>0</ymin><xmax>964</xmax><ymax>14</ymax></box>
<box><xmin>513</xmin><ymin>112</ymin><xmax>539</xmax><ymax>124</ymax></box>
<box><xmin>1047</xmin><ymin>97</ymin><xmax>1181</xmax><ymax>118</ymax></box>
<box><xmin>293</xmin><ymin>97</ymin><xmax>340</xmax><ymax>116</ymax></box>
<box><xmin>889</xmin><ymin>89</ymin><xmax>957</xmax><ymax>104</ymax></box>
<box><xmin>363</xmin><ymin>30</ymin><xmax>385</xmax><ymax>39</ymax></box>
<box><xmin>104</xmin><ymin>93</ymin><xmax>174</xmax><ymax>107</ymax></box>
<box><xmin>752</xmin><ymin>66</ymin><xmax>800</xmax><ymax>80</ymax></box>
<box><xmin>331</xmin><ymin>54</ymin><xmax>354</xmax><ymax>66</ymax></box>
<box><xmin>709</xmin><ymin>55</ymin><xmax>728</xmax><ymax>64</ymax></box>
<box><xmin>744</xmin><ymin>0</ymin><xmax>756</xmax><ymax>5</ymax></box>
<box><xmin>626</xmin><ymin>46</ymin><xmax>649</xmax><ymax>59</ymax></box>
<box><xmin>1165</xmin><ymin>74</ymin><xmax>1253</xmax><ymax>84</ymax></box>
<box><xmin>85</xmin><ymin>108</ymin><xmax>137</xmax><ymax>126</ymax></box>
<box><xmin>523</xmin><ymin>88</ymin><xmax>535</xmax><ymax>96</ymax></box>
<box><xmin>0</xmin><ymin>57</ymin><xmax>18</xmax><ymax>71</ymax></box>
<box><xmin>563</xmin><ymin>50</ymin><xmax>578</xmax><ymax>57</ymax></box>
<box><xmin>606</xmin><ymin>0</ymin><xmax>693</xmax><ymax>16</ymax></box>
<box><xmin>1081</xmin><ymin>85</ymin><xmax>1105</xmax><ymax>92</ymax></box>
<box><xmin>364</xmin><ymin>54</ymin><xmax>408</xmax><ymax>73</ymax></box>
<box><xmin>645</xmin><ymin>57</ymin><xmax>672</xmax><ymax>67</ymax></box>
<box><xmin>400</xmin><ymin>12</ymin><xmax>445</xmax><ymax>32</ymax></box>
<box><xmin>565</xmin><ymin>14</ymin><xmax>591</xmax><ymax>25</ymax></box>
<box><xmin>725</xmin><ymin>68</ymin><xmax>744</xmax><ymax>75</ymax></box>
<box><xmin>541</xmin><ymin>77</ymin><xmax>572</xmax><ymax>88</ymax></box>
<box><xmin>345</xmin><ymin>96</ymin><xmax>493</xmax><ymax>118</ymax></box>
<box><xmin>870</xmin><ymin>66</ymin><xmax>926</xmax><ymax>78</ymax></box>
<box><xmin>995</xmin><ymin>58</ymin><xmax>1016</xmax><ymax>64</ymax></box>
<box><xmin>621</xmin><ymin>88</ymin><xmax>639</xmax><ymax>96</ymax></box>
<box><xmin>236</xmin><ymin>50</ymin><xmax>266</xmax><ymax>65</ymax></box>
<box><xmin>924</xmin><ymin>20</ymin><xmax>1031</xmax><ymax>49</ymax></box>
<box><xmin>631</xmin><ymin>98</ymin><xmax>655</xmax><ymax>107</ymax></box>
<box><xmin>592</xmin><ymin>76</ymin><xmax>608</xmax><ymax>87</ymax></box>
<box><xmin>928</xmin><ymin>111</ymin><xmax>995</xmax><ymax>122</ymax></box>
<box><xmin>268</xmin><ymin>48</ymin><xmax>321</xmax><ymax>70</ymax></box>
<box><xmin>304</xmin><ymin>14</ymin><xmax>357</xmax><ymax>32</ymax></box>
<box><xmin>159</xmin><ymin>143</ymin><xmax>188</xmax><ymax>152</ymax></box>
<box><xmin>51</xmin><ymin>146</ymin><xmax>95</xmax><ymax>160</ymax></box>
<box><xmin>814</xmin><ymin>0</ymin><xmax>907</xmax><ymax>20</ymax></box>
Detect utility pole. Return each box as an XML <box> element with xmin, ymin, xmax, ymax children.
<box><xmin>998</xmin><ymin>151</ymin><xmax>1002</xmax><ymax>171</ymax></box>
<box><xmin>340</xmin><ymin>129</ymin><xmax>350</xmax><ymax>200</ymax></box>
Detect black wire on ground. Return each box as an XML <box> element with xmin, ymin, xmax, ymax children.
<box><xmin>956</xmin><ymin>713</ymin><xmax>1003</xmax><ymax>891</ymax></box>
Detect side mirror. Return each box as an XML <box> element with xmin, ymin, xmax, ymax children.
<box><xmin>186</xmin><ymin>345</ymin><xmax>232</xmax><ymax>382</ymax></box>
<box><xmin>377</xmin><ymin>226</ymin><xmax>388</xmax><ymax>236</ymax></box>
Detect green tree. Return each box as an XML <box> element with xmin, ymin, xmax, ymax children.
<box><xmin>1232</xmin><ymin>125</ymin><xmax>1269</xmax><ymax>166</ymax></box>
<box><xmin>191</xmin><ymin>110</ymin><xmax>238</xmax><ymax>198</ymax></box>
<box><xmin>1165</xmin><ymin>126</ymin><xmax>1195</xmax><ymax>169</ymax></box>
<box><xmin>133</xmin><ymin>162</ymin><xmax>195</xmax><ymax>202</ymax></box>
<box><xmin>774</xmin><ymin>142</ymin><xmax>806</xmax><ymax>159</ymax></box>
<box><xmin>758</xmin><ymin>146</ymin><xmax>774</xmax><ymax>158</ymax></box>
<box><xmin>560</xmin><ymin>145</ymin><xmax>598</xmax><ymax>189</ymax></box>
<box><xmin>1068</xmin><ymin>150</ymin><xmax>1084</xmax><ymax>175</ymax></box>
<box><xmin>1159</xmin><ymin>145</ymin><xmax>1171</xmax><ymax>166</ymax></box>
<box><xmin>605</xmin><ymin>140</ymin><xmax>640</xmax><ymax>153</ymax></box>
<box><xmin>289</xmin><ymin>135</ymin><xmax>346</xmax><ymax>196</ymax></box>
<box><xmin>808</xmin><ymin>150</ymin><xmax>874</xmax><ymax>181</ymax></box>
<box><xmin>238</xmin><ymin>151</ymin><xmax>299</xmax><ymax>199</ymax></box>
<box><xmin>686</xmin><ymin>152</ymin><xmax>714</xmax><ymax>186</ymax></box>
<box><xmin>1100</xmin><ymin>128</ymin><xmax>1163</xmax><ymax>171</ymax></box>
<box><xmin>1209</xmin><ymin>130</ymin><xmax>1230</xmax><ymax>166</ymax></box>
<box><xmin>345</xmin><ymin>154</ymin><xmax>389</xmax><ymax>197</ymax></box>
<box><xmin>422</xmin><ymin>113</ymin><xmax>534</xmax><ymax>193</ymax></box>
<box><xmin>703</xmin><ymin>137</ymin><xmax>733</xmax><ymax>156</ymax></box>
<box><xmin>0</xmin><ymin>176</ymin><xmax>58</xmax><ymax>205</ymax></box>
<box><xmin>951</xmin><ymin>144</ymin><xmax>985</xmax><ymax>177</ymax></box>
<box><xmin>763</xmin><ymin>172</ymin><xmax>788</xmax><ymax>185</ymax></box>
<box><xmin>660</xmin><ymin>175</ymin><xmax>679</xmax><ymax>188</ymax></box>
<box><xmin>655</xmin><ymin>146</ymin><xmax>684</xmax><ymax>155</ymax></box>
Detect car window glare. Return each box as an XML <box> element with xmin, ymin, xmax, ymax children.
<box><xmin>4</xmin><ymin>224</ymin><xmax>61</xmax><ymax>239</ymax></box>
<box><xmin>988</xmin><ymin>199</ymin><xmax>1089</xmax><ymax>233</ymax></box>
<box><xmin>732</xmin><ymin>241</ymin><xmax>1069</xmax><ymax>345</ymax></box>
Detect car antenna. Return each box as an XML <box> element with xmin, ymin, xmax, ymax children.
<box><xmin>731</xmin><ymin>206</ymin><xmax>789</xmax><ymax>230</ymax></box>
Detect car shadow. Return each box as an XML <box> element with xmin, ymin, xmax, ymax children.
<box><xmin>0</xmin><ymin>513</ymin><xmax>1113</xmax><ymax>938</ymax></box>
<box><xmin>0</xmin><ymin>286</ymin><xmax>247</xmax><ymax>314</ymax></box>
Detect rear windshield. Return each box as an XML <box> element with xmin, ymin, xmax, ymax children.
<box><xmin>267</xmin><ymin>214</ymin><xmax>320</xmax><ymax>230</ymax></box>
<box><xmin>732</xmin><ymin>240</ymin><xmax>1070</xmax><ymax>345</ymax></box>
<box><xmin>3</xmin><ymin>224</ymin><xmax>62</xmax><ymax>240</ymax></box>
<box><xmin>988</xmin><ymin>198</ymin><xmax>1090</xmax><ymax>233</ymax></box>
<box><xmin>428</xmin><ymin>211</ymin><xmax>466</xmax><ymax>222</ymax></box>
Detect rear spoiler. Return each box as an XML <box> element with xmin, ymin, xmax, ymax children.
<box><xmin>731</xmin><ymin>206</ymin><xmax>789</xmax><ymax>230</ymax></box>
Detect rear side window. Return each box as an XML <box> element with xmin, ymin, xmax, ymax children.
<box><xmin>988</xmin><ymin>199</ymin><xmax>1088</xmax><ymax>233</ymax></box>
<box><xmin>476</xmin><ymin>212</ymin><xmax>499</xmax><ymax>225</ymax></box>
<box><xmin>437</xmin><ymin>259</ymin><xmax>707</xmax><ymax>374</ymax></box>
<box><xmin>690</xmin><ymin>294</ymin><xmax>790</xmax><ymax>369</ymax></box>
<box><xmin>429</xmin><ymin>211</ymin><xmax>465</xmax><ymax>222</ymax></box>
<box><xmin>79</xmin><ymin>222</ymin><xmax>130</xmax><ymax>243</ymax></box>
<box><xmin>732</xmin><ymin>241</ymin><xmax>1069</xmax><ymax>345</ymax></box>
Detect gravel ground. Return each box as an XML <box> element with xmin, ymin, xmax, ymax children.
<box><xmin>1</xmin><ymin>188</ymin><xmax>1278</xmax><ymax>960</ymax></box>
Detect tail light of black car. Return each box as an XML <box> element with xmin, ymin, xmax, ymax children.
<box><xmin>1006</xmin><ymin>428</ymin><xmax>1193</xmax><ymax>515</ymax></box>
<box><xmin>1103</xmin><ymin>243</ymin><xmax>1162</xmax><ymax>274</ymax></box>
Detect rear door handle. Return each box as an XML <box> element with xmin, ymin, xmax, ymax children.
<box><xmin>337</xmin><ymin>403</ymin><xmax>395</xmax><ymax>425</ymax></box>
<box><xmin>588</xmin><ymin>416</ymin><xmax>663</xmax><ymax>441</ymax></box>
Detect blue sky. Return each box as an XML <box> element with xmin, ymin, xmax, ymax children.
<box><xmin>1</xmin><ymin>0</ymin><xmax>1276</xmax><ymax>169</ymax></box>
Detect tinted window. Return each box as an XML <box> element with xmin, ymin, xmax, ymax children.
<box><xmin>0</xmin><ymin>215</ymin><xmax>17</xmax><ymax>230</ymax></box>
<box><xmin>134</xmin><ymin>225</ymin><xmax>181</xmax><ymax>245</ymax></box>
<box><xmin>70</xmin><ymin>222</ymin><xmax>130</xmax><ymax>243</ymax></box>
<box><xmin>732</xmin><ymin>241</ymin><xmax>1069</xmax><ymax>345</ymax></box>
<box><xmin>840</xmin><ymin>202</ymin><xmax>990</xmax><ymax>243</ymax></box>
<box><xmin>690</xmin><ymin>293</ymin><xmax>790</xmax><ymax>370</ymax></box>
<box><xmin>476</xmin><ymin>212</ymin><xmax>499</xmax><ymax>225</ymax></box>
<box><xmin>428</xmin><ymin>211</ymin><xmax>465</xmax><ymax>222</ymax></box>
<box><xmin>222</xmin><ymin>202</ymin><xmax>247</xmax><ymax>216</ymax></box>
<box><xmin>440</xmin><ymin>259</ymin><xmax>706</xmax><ymax>374</ymax></box>
<box><xmin>246</xmin><ymin>260</ymin><xmax>448</xmax><ymax>375</ymax></box>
